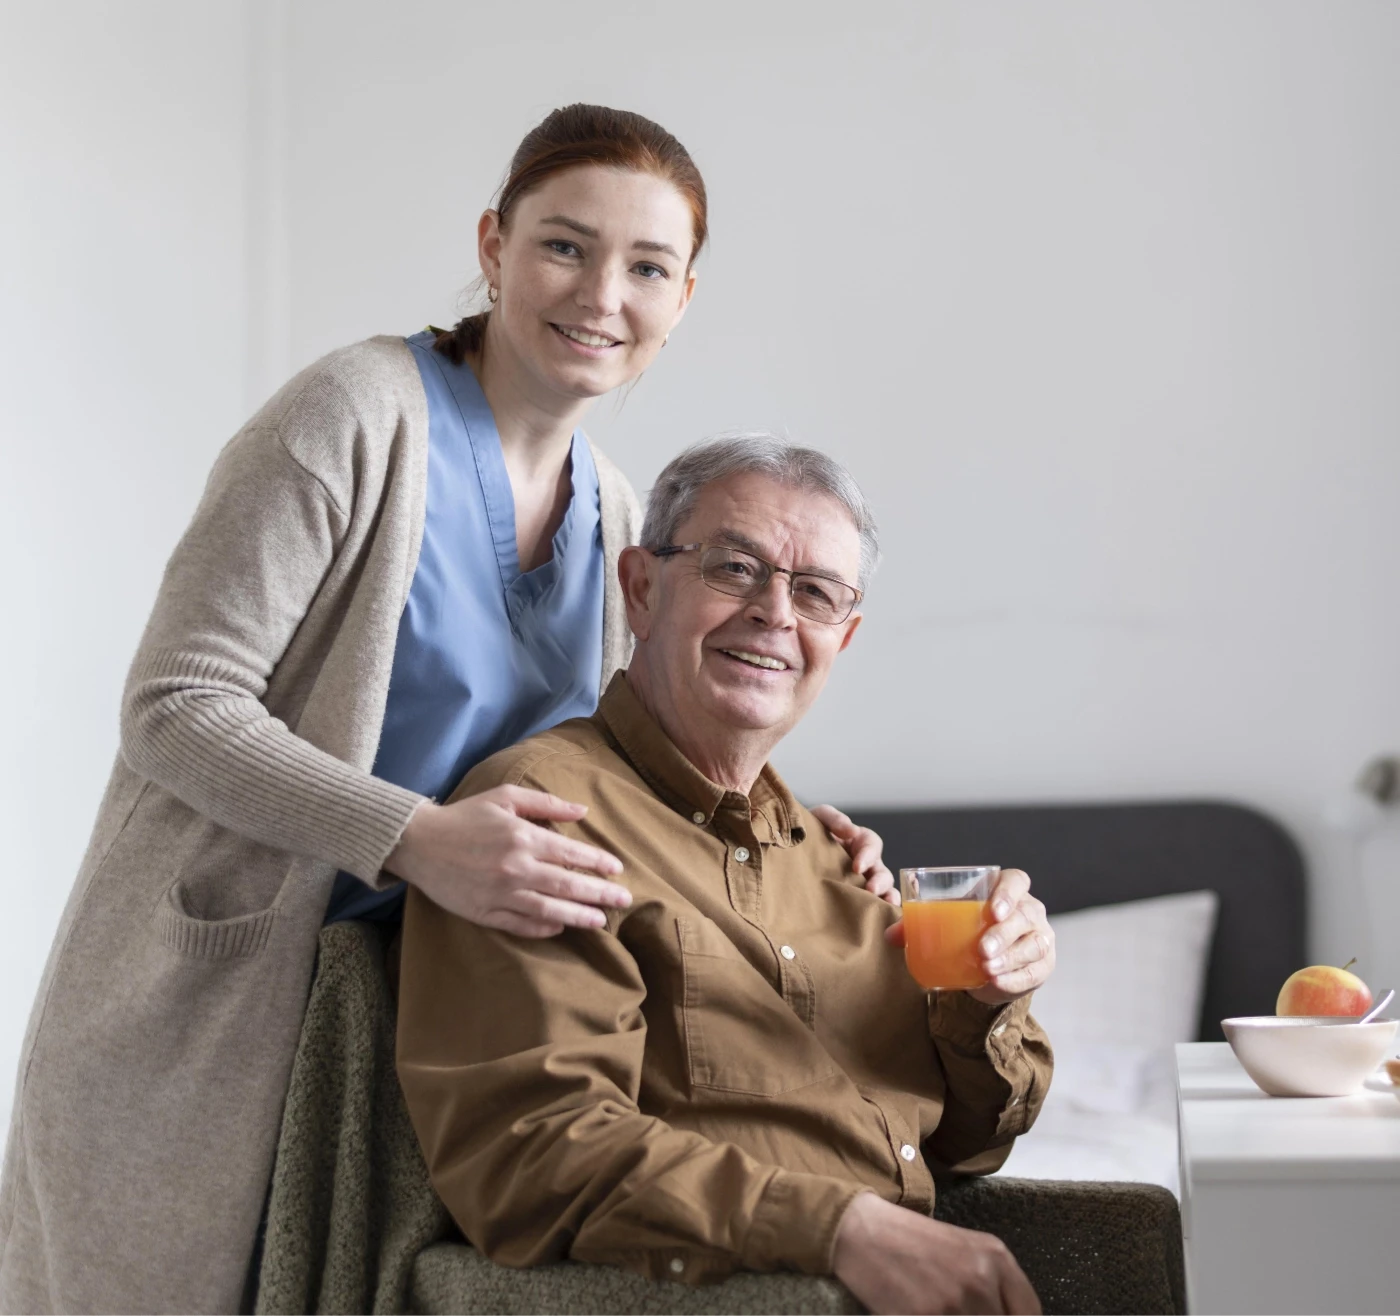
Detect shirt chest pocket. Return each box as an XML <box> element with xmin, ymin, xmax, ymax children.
<box><xmin>676</xmin><ymin>916</ymin><xmax>839</xmax><ymax>1097</ymax></box>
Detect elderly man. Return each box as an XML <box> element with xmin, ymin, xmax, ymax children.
<box><xmin>396</xmin><ymin>436</ymin><xmax>1056</xmax><ymax>1316</ymax></box>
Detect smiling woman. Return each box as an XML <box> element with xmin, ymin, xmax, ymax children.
<box><xmin>433</xmin><ymin>103</ymin><xmax>708</xmax><ymax>392</ymax></box>
<box><xmin>0</xmin><ymin>104</ymin><xmax>895</xmax><ymax>1314</ymax></box>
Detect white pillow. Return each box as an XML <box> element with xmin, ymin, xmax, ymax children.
<box><xmin>1028</xmin><ymin>890</ymin><xmax>1220</xmax><ymax>1053</ymax></box>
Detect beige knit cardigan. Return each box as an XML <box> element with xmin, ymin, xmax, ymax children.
<box><xmin>0</xmin><ymin>336</ymin><xmax>642</xmax><ymax>1314</ymax></box>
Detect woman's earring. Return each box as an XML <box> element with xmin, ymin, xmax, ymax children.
<box><xmin>487</xmin><ymin>285</ymin><xmax>499</xmax><ymax>304</ymax></box>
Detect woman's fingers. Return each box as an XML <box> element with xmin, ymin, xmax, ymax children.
<box><xmin>863</xmin><ymin>868</ymin><xmax>896</xmax><ymax>900</ymax></box>
<box><xmin>494</xmin><ymin>783</ymin><xmax>591</xmax><ymax>824</ymax></box>
<box><xmin>843</xmin><ymin>828</ymin><xmax>886</xmax><ymax>878</ymax></box>
<box><xmin>482</xmin><ymin>908</ymin><xmax>566</xmax><ymax>940</ymax></box>
<box><xmin>391</xmin><ymin>791</ymin><xmax>631</xmax><ymax>935</ymax></box>
<box><xmin>850</xmin><ymin>838</ymin><xmax>896</xmax><ymax>902</ymax></box>
<box><xmin>531</xmin><ymin>826</ymin><xmax>626</xmax><ymax>882</ymax></box>
<box><xmin>523</xmin><ymin>860</ymin><xmax>632</xmax><ymax>911</ymax></box>
<box><xmin>811</xmin><ymin>805</ymin><xmax>890</xmax><ymax>877</ymax></box>
<box><xmin>508</xmin><ymin>886</ymin><xmax>613</xmax><ymax>930</ymax></box>
<box><xmin>846</xmin><ymin>833</ymin><xmax>883</xmax><ymax>875</ymax></box>
<box><xmin>809</xmin><ymin>803</ymin><xmax>853</xmax><ymax>836</ymax></box>
<box><xmin>810</xmin><ymin>804</ymin><xmax>898</xmax><ymax>906</ymax></box>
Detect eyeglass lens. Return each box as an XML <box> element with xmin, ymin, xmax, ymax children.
<box><xmin>699</xmin><ymin>546</ymin><xmax>856</xmax><ymax>623</ymax></box>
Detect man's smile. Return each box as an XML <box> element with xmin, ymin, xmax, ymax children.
<box><xmin>717</xmin><ymin>648</ymin><xmax>793</xmax><ymax>672</ymax></box>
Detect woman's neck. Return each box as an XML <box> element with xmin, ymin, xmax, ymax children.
<box><xmin>470</xmin><ymin>324</ymin><xmax>592</xmax><ymax>481</ymax></box>
<box><xmin>468</xmin><ymin>321</ymin><xmax>592</xmax><ymax>572</ymax></box>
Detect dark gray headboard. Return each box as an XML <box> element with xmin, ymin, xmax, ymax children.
<box><xmin>846</xmin><ymin>801</ymin><xmax>1306</xmax><ymax>1042</ymax></box>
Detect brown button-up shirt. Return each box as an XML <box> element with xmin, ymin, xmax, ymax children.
<box><xmin>397</xmin><ymin>674</ymin><xmax>1052</xmax><ymax>1285</ymax></box>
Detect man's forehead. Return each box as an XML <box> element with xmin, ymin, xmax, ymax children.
<box><xmin>679</xmin><ymin>475</ymin><xmax>861</xmax><ymax>580</ymax></box>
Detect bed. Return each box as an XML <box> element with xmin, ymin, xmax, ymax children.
<box><xmin>848</xmin><ymin>799</ymin><xmax>1307</xmax><ymax>1194</ymax></box>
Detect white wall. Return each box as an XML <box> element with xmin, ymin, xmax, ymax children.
<box><xmin>0</xmin><ymin>2</ymin><xmax>253</xmax><ymax>1135</ymax></box>
<box><xmin>3</xmin><ymin>1</ymin><xmax>1399</xmax><ymax>1134</ymax></box>
<box><xmin>280</xmin><ymin>1</ymin><xmax>1400</xmax><ymax>981</ymax></box>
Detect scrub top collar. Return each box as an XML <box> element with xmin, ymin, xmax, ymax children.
<box><xmin>426</xmin><ymin>347</ymin><xmax>594</xmax><ymax>599</ymax></box>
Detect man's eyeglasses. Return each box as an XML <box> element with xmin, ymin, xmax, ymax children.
<box><xmin>651</xmin><ymin>543</ymin><xmax>862</xmax><ymax>625</ymax></box>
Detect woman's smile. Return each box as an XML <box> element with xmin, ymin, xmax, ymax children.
<box><xmin>550</xmin><ymin>322</ymin><xmax>624</xmax><ymax>356</ymax></box>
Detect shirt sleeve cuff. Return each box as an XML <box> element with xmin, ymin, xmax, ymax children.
<box><xmin>742</xmin><ymin>1168</ymin><xmax>865</xmax><ymax>1275</ymax></box>
<box><xmin>928</xmin><ymin>991</ymin><xmax>1033</xmax><ymax>1053</ymax></box>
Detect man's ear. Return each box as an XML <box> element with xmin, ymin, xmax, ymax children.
<box><xmin>618</xmin><ymin>545</ymin><xmax>657</xmax><ymax>642</ymax></box>
<box><xmin>836</xmin><ymin>611</ymin><xmax>862</xmax><ymax>653</ymax></box>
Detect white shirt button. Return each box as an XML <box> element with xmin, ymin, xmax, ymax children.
<box><xmin>992</xmin><ymin>1023</ymin><xmax>1007</xmax><ymax>1037</ymax></box>
<box><xmin>669</xmin><ymin>1257</ymin><xmax>685</xmax><ymax>1274</ymax></box>
<box><xmin>780</xmin><ymin>945</ymin><xmax>796</xmax><ymax>961</ymax></box>
<box><xmin>691</xmin><ymin>811</ymin><xmax>706</xmax><ymax>824</ymax></box>
<box><xmin>900</xmin><ymin>1143</ymin><xmax>917</xmax><ymax>1162</ymax></box>
<box><xmin>734</xmin><ymin>846</ymin><xmax>750</xmax><ymax>863</ymax></box>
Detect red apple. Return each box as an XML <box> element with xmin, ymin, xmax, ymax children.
<box><xmin>1276</xmin><ymin>958</ymin><xmax>1373</xmax><ymax>1017</ymax></box>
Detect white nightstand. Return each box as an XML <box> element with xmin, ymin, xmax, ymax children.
<box><xmin>1176</xmin><ymin>1042</ymin><xmax>1400</xmax><ymax>1314</ymax></box>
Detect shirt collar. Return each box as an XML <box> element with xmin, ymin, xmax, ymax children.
<box><xmin>595</xmin><ymin>672</ymin><xmax>806</xmax><ymax>847</ymax></box>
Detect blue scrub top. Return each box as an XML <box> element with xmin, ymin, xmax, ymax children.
<box><xmin>325</xmin><ymin>331</ymin><xmax>605</xmax><ymax>922</ymax></box>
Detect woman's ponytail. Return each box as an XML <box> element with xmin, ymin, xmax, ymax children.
<box><xmin>432</xmin><ymin>313</ymin><xmax>489</xmax><ymax>365</ymax></box>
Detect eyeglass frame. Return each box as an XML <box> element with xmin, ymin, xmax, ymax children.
<box><xmin>650</xmin><ymin>542</ymin><xmax>863</xmax><ymax>624</ymax></box>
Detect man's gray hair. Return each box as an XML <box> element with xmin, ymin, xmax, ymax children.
<box><xmin>640</xmin><ymin>432</ymin><xmax>880</xmax><ymax>591</ymax></box>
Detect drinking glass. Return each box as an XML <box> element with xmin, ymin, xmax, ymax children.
<box><xmin>898</xmin><ymin>866</ymin><xmax>1000</xmax><ymax>991</ymax></box>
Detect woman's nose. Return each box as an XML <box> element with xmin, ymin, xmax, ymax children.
<box><xmin>575</xmin><ymin>262</ymin><xmax>625</xmax><ymax>318</ymax></box>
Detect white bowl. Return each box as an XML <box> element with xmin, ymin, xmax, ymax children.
<box><xmin>1222</xmin><ymin>1015</ymin><xmax>1398</xmax><ymax>1097</ymax></box>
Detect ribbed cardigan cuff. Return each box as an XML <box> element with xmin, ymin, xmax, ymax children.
<box><xmin>122</xmin><ymin>649</ymin><xmax>425</xmax><ymax>882</ymax></box>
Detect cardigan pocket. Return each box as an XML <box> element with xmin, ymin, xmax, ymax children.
<box><xmin>157</xmin><ymin>880</ymin><xmax>277</xmax><ymax>960</ymax></box>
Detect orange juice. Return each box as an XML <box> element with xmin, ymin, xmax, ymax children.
<box><xmin>903</xmin><ymin>899</ymin><xmax>991</xmax><ymax>990</ymax></box>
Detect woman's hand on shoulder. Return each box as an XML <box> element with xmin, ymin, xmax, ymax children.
<box><xmin>386</xmin><ymin>786</ymin><xmax>631</xmax><ymax>937</ymax></box>
<box><xmin>809</xmin><ymin>804</ymin><xmax>899</xmax><ymax>906</ymax></box>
